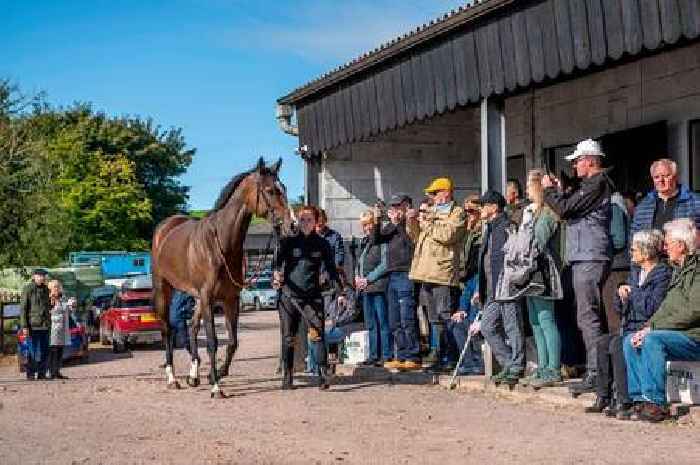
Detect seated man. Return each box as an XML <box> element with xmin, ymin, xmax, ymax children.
<box><xmin>623</xmin><ymin>218</ymin><xmax>700</xmax><ymax>422</ymax></box>
<box><xmin>308</xmin><ymin>287</ymin><xmax>360</xmax><ymax>371</ymax></box>
<box><xmin>448</xmin><ymin>274</ymin><xmax>483</xmax><ymax>375</ymax></box>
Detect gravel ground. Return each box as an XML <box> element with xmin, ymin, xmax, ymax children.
<box><xmin>1</xmin><ymin>310</ymin><xmax>699</xmax><ymax>465</ymax></box>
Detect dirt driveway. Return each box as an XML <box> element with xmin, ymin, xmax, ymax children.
<box><xmin>1</xmin><ymin>310</ymin><xmax>698</xmax><ymax>465</ymax></box>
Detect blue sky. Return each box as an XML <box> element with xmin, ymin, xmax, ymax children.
<box><xmin>4</xmin><ymin>0</ymin><xmax>467</xmax><ymax>209</ymax></box>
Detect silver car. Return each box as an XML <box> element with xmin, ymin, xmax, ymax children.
<box><xmin>240</xmin><ymin>279</ymin><xmax>278</xmax><ymax>311</ymax></box>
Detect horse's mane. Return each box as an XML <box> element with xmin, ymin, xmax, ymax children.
<box><xmin>211</xmin><ymin>163</ymin><xmax>276</xmax><ymax>213</ymax></box>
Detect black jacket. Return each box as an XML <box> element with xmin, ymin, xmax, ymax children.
<box><xmin>478</xmin><ymin>213</ymin><xmax>516</xmax><ymax>304</ymax></box>
<box><xmin>615</xmin><ymin>262</ymin><xmax>672</xmax><ymax>333</ymax></box>
<box><xmin>373</xmin><ymin>221</ymin><xmax>414</xmax><ymax>273</ymax></box>
<box><xmin>276</xmin><ymin>232</ymin><xmax>342</xmax><ymax>299</ymax></box>
<box><xmin>20</xmin><ymin>281</ymin><xmax>50</xmax><ymax>331</ymax></box>
<box><xmin>544</xmin><ymin>170</ymin><xmax>614</xmax><ymax>262</ymax></box>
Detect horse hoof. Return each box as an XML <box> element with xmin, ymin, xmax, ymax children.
<box><xmin>210</xmin><ymin>390</ymin><xmax>226</xmax><ymax>399</ymax></box>
<box><xmin>167</xmin><ymin>381</ymin><xmax>181</xmax><ymax>390</ymax></box>
<box><xmin>186</xmin><ymin>377</ymin><xmax>200</xmax><ymax>387</ymax></box>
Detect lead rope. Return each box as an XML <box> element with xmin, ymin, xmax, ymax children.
<box><xmin>213</xmin><ymin>227</ymin><xmax>249</xmax><ymax>290</ymax></box>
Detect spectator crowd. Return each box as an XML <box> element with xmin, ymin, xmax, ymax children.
<box><xmin>282</xmin><ymin>138</ymin><xmax>699</xmax><ymax>423</ymax></box>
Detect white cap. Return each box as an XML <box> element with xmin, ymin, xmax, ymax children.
<box><xmin>565</xmin><ymin>138</ymin><xmax>605</xmax><ymax>161</ymax></box>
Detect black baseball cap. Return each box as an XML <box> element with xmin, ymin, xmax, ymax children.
<box><xmin>32</xmin><ymin>268</ymin><xmax>49</xmax><ymax>276</ymax></box>
<box><xmin>388</xmin><ymin>193</ymin><xmax>412</xmax><ymax>207</ymax></box>
<box><xmin>479</xmin><ymin>190</ymin><xmax>506</xmax><ymax>210</ymax></box>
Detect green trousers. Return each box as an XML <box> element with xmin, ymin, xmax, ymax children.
<box><xmin>526</xmin><ymin>296</ymin><xmax>561</xmax><ymax>371</ymax></box>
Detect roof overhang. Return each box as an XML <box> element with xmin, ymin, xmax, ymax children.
<box><xmin>278</xmin><ymin>0</ymin><xmax>516</xmax><ymax>106</ymax></box>
<box><xmin>280</xmin><ymin>0</ymin><xmax>700</xmax><ymax>155</ymax></box>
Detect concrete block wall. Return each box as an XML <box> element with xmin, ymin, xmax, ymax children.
<box><xmin>505</xmin><ymin>41</ymin><xmax>700</xmax><ymax>185</ymax></box>
<box><xmin>320</xmin><ymin>106</ymin><xmax>481</xmax><ymax>237</ymax></box>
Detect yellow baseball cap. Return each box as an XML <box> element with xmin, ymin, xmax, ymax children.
<box><xmin>424</xmin><ymin>177</ymin><xmax>454</xmax><ymax>193</ymax></box>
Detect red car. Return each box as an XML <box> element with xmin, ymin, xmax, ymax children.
<box><xmin>99</xmin><ymin>283</ymin><xmax>162</xmax><ymax>353</ymax></box>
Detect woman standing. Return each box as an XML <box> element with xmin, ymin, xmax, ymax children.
<box><xmin>355</xmin><ymin>210</ymin><xmax>391</xmax><ymax>366</ymax></box>
<box><xmin>520</xmin><ymin>169</ymin><xmax>564</xmax><ymax>389</ymax></box>
<box><xmin>47</xmin><ymin>280</ymin><xmax>73</xmax><ymax>380</ymax></box>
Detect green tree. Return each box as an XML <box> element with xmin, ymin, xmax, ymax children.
<box><xmin>0</xmin><ymin>81</ymin><xmax>195</xmax><ymax>267</ymax></box>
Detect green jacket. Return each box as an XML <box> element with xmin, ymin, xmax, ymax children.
<box><xmin>20</xmin><ymin>281</ymin><xmax>50</xmax><ymax>331</ymax></box>
<box><xmin>461</xmin><ymin>227</ymin><xmax>482</xmax><ymax>282</ymax></box>
<box><xmin>649</xmin><ymin>253</ymin><xmax>700</xmax><ymax>341</ymax></box>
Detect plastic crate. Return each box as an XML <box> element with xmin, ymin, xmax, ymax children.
<box><xmin>343</xmin><ymin>330</ymin><xmax>369</xmax><ymax>365</ymax></box>
<box><xmin>666</xmin><ymin>361</ymin><xmax>700</xmax><ymax>405</ymax></box>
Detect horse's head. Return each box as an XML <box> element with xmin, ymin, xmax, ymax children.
<box><xmin>249</xmin><ymin>157</ymin><xmax>294</xmax><ymax>236</ymax></box>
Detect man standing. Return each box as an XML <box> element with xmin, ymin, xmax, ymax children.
<box><xmin>407</xmin><ymin>177</ymin><xmax>465</xmax><ymax>372</ymax></box>
<box><xmin>20</xmin><ymin>269</ymin><xmax>51</xmax><ymax>380</ymax></box>
<box><xmin>475</xmin><ymin>191</ymin><xmax>523</xmax><ymax>384</ymax></box>
<box><xmin>373</xmin><ymin>193</ymin><xmax>418</xmax><ymax>369</ymax></box>
<box><xmin>273</xmin><ymin>206</ymin><xmax>344</xmax><ymax>390</ymax></box>
<box><xmin>542</xmin><ymin>138</ymin><xmax>614</xmax><ymax>393</ymax></box>
<box><xmin>631</xmin><ymin>158</ymin><xmax>700</xmax><ymax>237</ymax></box>
<box><xmin>316</xmin><ymin>209</ymin><xmax>345</xmax><ymax>271</ymax></box>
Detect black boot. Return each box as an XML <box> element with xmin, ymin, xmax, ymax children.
<box><xmin>318</xmin><ymin>366</ymin><xmax>330</xmax><ymax>391</ymax></box>
<box><xmin>281</xmin><ymin>346</ymin><xmax>295</xmax><ymax>390</ymax></box>
<box><xmin>427</xmin><ymin>324</ymin><xmax>445</xmax><ymax>373</ymax></box>
<box><xmin>281</xmin><ymin>370</ymin><xmax>295</xmax><ymax>390</ymax></box>
<box><xmin>584</xmin><ymin>396</ymin><xmax>610</xmax><ymax>413</ymax></box>
<box><xmin>615</xmin><ymin>403</ymin><xmax>634</xmax><ymax>421</ymax></box>
<box><xmin>569</xmin><ymin>372</ymin><xmax>597</xmax><ymax>394</ymax></box>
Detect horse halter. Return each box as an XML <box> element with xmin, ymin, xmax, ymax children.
<box><xmin>254</xmin><ymin>174</ymin><xmax>287</xmax><ymax>238</ymax></box>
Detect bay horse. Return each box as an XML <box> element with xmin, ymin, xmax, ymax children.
<box><xmin>152</xmin><ymin>158</ymin><xmax>293</xmax><ymax>397</ymax></box>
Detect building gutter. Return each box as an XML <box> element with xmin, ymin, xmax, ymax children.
<box><xmin>275</xmin><ymin>103</ymin><xmax>298</xmax><ymax>137</ymax></box>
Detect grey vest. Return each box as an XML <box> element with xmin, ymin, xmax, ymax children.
<box><xmin>566</xmin><ymin>197</ymin><xmax>612</xmax><ymax>262</ymax></box>
<box><xmin>359</xmin><ymin>238</ymin><xmax>388</xmax><ymax>293</ymax></box>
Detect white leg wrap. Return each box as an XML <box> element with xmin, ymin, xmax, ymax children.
<box><xmin>165</xmin><ymin>365</ymin><xmax>175</xmax><ymax>384</ymax></box>
<box><xmin>189</xmin><ymin>359</ymin><xmax>199</xmax><ymax>379</ymax></box>
<box><xmin>211</xmin><ymin>383</ymin><xmax>221</xmax><ymax>394</ymax></box>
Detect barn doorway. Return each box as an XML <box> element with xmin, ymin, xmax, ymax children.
<box><xmin>545</xmin><ymin>122</ymin><xmax>667</xmax><ymax>197</ymax></box>
<box><xmin>601</xmin><ymin>122</ymin><xmax>667</xmax><ymax>196</ymax></box>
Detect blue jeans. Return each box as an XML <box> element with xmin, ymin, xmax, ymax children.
<box><xmin>387</xmin><ymin>272</ymin><xmax>419</xmax><ymax>362</ymax></box>
<box><xmin>363</xmin><ymin>292</ymin><xmax>393</xmax><ymax>362</ymax></box>
<box><xmin>623</xmin><ymin>330</ymin><xmax>700</xmax><ymax>405</ymax></box>
<box><xmin>308</xmin><ymin>327</ymin><xmax>348</xmax><ymax>373</ymax></box>
<box><xmin>447</xmin><ymin>320</ymin><xmax>484</xmax><ymax>372</ymax></box>
<box><xmin>27</xmin><ymin>329</ymin><xmax>49</xmax><ymax>377</ymax></box>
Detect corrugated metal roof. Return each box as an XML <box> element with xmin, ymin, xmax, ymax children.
<box><xmin>278</xmin><ymin>0</ymin><xmax>516</xmax><ymax>105</ymax></box>
<box><xmin>285</xmin><ymin>0</ymin><xmax>700</xmax><ymax>155</ymax></box>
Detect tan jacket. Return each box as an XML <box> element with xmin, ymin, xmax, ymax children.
<box><xmin>408</xmin><ymin>202</ymin><xmax>466</xmax><ymax>286</ymax></box>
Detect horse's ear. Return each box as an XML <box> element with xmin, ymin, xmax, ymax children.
<box><xmin>271</xmin><ymin>157</ymin><xmax>282</xmax><ymax>175</ymax></box>
<box><xmin>256</xmin><ymin>157</ymin><xmax>265</xmax><ymax>172</ymax></box>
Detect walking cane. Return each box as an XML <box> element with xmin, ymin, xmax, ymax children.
<box><xmin>448</xmin><ymin>310</ymin><xmax>482</xmax><ymax>390</ymax></box>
